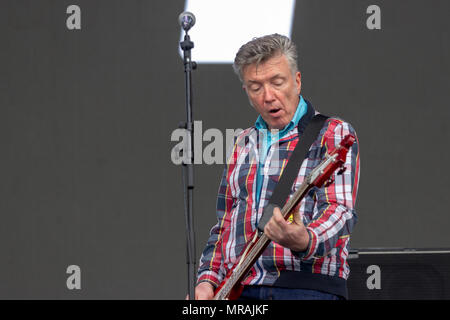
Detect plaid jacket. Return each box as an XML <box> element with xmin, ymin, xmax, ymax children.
<box><xmin>197</xmin><ymin>102</ymin><xmax>360</xmax><ymax>297</ymax></box>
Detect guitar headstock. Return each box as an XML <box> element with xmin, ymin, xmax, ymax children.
<box><xmin>310</xmin><ymin>134</ymin><xmax>355</xmax><ymax>188</ymax></box>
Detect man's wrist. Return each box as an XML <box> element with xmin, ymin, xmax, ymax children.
<box><xmin>291</xmin><ymin>228</ymin><xmax>312</xmax><ymax>253</ymax></box>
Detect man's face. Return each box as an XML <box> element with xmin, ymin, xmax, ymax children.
<box><xmin>242</xmin><ymin>54</ymin><xmax>301</xmax><ymax>130</ymax></box>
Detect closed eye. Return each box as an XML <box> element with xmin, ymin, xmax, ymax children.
<box><xmin>271</xmin><ymin>77</ymin><xmax>285</xmax><ymax>86</ymax></box>
<box><xmin>248</xmin><ymin>84</ymin><xmax>261</xmax><ymax>92</ymax></box>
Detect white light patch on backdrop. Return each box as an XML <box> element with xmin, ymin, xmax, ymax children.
<box><xmin>179</xmin><ymin>0</ymin><xmax>296</xmax><ymax>63</ymax></box>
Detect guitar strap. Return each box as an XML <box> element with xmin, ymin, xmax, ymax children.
<box><xmin>257</xmin><ymin>113</ymin><xmax>329</xmax><ymax>233</ymax></box>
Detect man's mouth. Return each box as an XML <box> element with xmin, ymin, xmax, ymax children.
<box><xmin>269</xmin><ymin>108</ymin><xmax>281</xmax><ymax>115</ymax></box>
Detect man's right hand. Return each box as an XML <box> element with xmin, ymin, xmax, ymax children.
<box><xmin>195</xmin><ymin>282</ymin><xmax>215</xmax><ymax>300</ymax></box>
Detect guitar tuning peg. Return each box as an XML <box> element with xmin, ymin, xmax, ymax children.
<box><xmin>337</xmin><ymin>167</ymin><xmax>347</xmax><ymax>175</ymax></box>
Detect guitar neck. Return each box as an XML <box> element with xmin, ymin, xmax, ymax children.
<box><xmin>213</xmin><ymin>180</ymin><xmax>312</xmax><ymax>300</ymax></box>
<box><xmin>280</xmin><ymin>178</ymin><xmax>312</xmax><ymax>220</ymax></box>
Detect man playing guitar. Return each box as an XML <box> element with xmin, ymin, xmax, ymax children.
<box><xmin>195</xmin><ymin>34</ymin><xmax>360</xmax><ymax>300</ymax></box>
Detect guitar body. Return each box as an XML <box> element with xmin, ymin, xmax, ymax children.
<box><xmin>214</xmin><ymin>279</ymin><xmax>244</xmax><ymax>300</ymax></box>
<box><xmin>227</xmin><ymin>284</ymin><xmax>245</xmax><ymax>300</ymax></box>
<box><xmin>214</xmin><ymin>266</ymin><xmax>244</xmax><ymax>300</ymax></box>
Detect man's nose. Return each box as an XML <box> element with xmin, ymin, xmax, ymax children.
<box><xmin>263</xmin><ymin>85</ymin><xmax>276</xmax><ymax>103</ymax></box>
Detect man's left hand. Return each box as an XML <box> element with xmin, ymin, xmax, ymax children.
<box><xmin>264</xmin><ymin>206</ymin><xmax>310</xmax><ymax>252</ymax></box>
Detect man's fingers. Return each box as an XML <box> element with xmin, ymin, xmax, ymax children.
<box><xmin>264</xmin><ymin>207</ymin><xmax>285</xmax><ymax>237</ymax></box>
<box><xmin>195</xmin><ymin>282</ymin><xmax>215</xmax><ymax>300</ymax></box>
<box><xmin>264</xmin><ymin>205</ymin><xmax>309</xmax><ymax>251</ymax></box>
<box><xmin>273</xmin><ymin>207</ymin><xmax>287</xmax><ymax>225</ymax></box>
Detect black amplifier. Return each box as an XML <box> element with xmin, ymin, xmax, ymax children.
<box><xmin>347</xmin><ymin>248</ymin><xmax>450</xmax><ymax>299</ymax></box>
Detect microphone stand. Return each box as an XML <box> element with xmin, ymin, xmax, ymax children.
<box><xmin>179</xmin><ymin>30</ymin><xmax>197</xmax><ymax>300</ymax></box>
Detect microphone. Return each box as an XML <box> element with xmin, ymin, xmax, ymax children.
<box><xmin>178</xmin><ymin>12</ymin><xmax>196</xmax><ymax>32</ymax></box>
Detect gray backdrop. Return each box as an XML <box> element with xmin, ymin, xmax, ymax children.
<box><xmin>0</xmin><ymin>0</ymin><xmax>449</xmax><ymax>299</ymax></box>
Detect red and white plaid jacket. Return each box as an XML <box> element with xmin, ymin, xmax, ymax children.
<box><xmin>197</xmin><ymin>103</ymin><xmax>360</xmax><ymax>297</ymax></box>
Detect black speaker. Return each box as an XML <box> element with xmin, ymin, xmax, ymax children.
<box><xmin>347</xmin><ymin>248</ymin><xmax>450</xmax><ymax>299</ymax></box>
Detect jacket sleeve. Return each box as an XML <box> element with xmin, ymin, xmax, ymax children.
<box><xmin>196</xmin><ymin>127</ymin><xmax>248</xmax><ymax>288</ymax></box>
<box><xmin>196</xmin><ymin>165</ymin><xmax>231</xmax><ymax>288</ymax></box>
<box><xmin>293</xmin><ymin>119</ymin><xmax>360</xmax><ymax>260</ymax></box>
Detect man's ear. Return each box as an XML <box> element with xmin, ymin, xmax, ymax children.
<box><xmin>296</xmin><ymin>71</ymin><xmax>302</xmax><ymax>95</ymax></box>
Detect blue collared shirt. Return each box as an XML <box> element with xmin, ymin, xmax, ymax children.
<box><xmin>254</xmin><ymin>96</ymin><xmax>307</xmax><ymax>205</ymax></box>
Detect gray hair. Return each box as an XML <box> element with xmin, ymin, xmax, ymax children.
<box><xmin>232</xmin><ymin>33</ymin><xmax>299</xmax><ymax>82</ymax></box>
